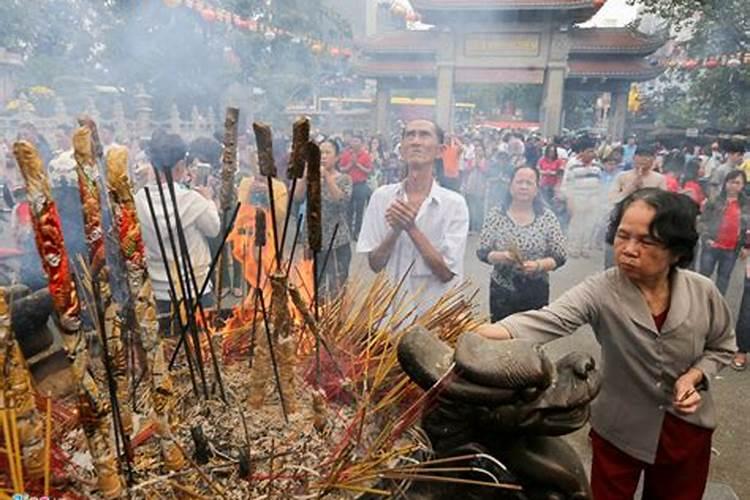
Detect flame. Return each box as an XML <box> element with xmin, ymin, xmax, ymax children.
<box><xmin>221</xmin><ymin>205</ymin><xmax>315</xmax><ymax>358</ymax></box>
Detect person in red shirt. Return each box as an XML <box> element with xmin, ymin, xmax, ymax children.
<box><xmin>680</xmin><ymin>158</ymin><xmax>705</xmax><ymax>207</ymax></box>
<box><xmin>339</xmin><ymin>133</ymin><xmax>373</xmax><ymax>238</ymax></box>
<box><xmin>537</xmin><ymin>144</ymin><xmax>565</xmax><ymax>203</ymax></box>
<box><xmin>440</xmin><ymin>134</ymin><xmax>462</xmax><ymax>192</ymax></box>
<box><xmin>698</xmin><ymin>170</ymin><xmax>750</xmax><ymax>295</ymax></box>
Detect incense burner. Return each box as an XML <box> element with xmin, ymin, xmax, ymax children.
<box><xmin>396</xmin><ymin>327</ymin><xmax>601</xmax><ymax>500</ymax></box>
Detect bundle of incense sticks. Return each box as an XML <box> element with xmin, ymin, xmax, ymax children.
<box><xmin>104</xmin><ymin>146</ymin><xmax>184</xmax><ymax>472</ymax></box>
<box><xmin>13</xmin><ymin>140</ymin><xmax>123</xmax><ymax>498</ymax></box>
<box><xmin>0</xmin><ymin>288</ymin><xmax>45</xmax><ymax>483</ymax></box>
<box><xmin>72</xmin><ymin>127</ymin><xmax>133</xmax><ymax>436</ymax></box>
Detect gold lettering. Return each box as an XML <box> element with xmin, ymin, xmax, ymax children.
<box><xmin>464</xmin><ymin>33</ymin><xmax>540</xmax><ymax>57</ymax></box>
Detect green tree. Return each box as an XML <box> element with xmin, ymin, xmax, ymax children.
<box><xmin>632</xmin><ymin>0</ymin><xmax>750</xmax><ymax>131</ymax></box>
<box><xmin>3</xmin><ymin>0</ymin><xmax>353</xmax><ymax>121</ymax></box>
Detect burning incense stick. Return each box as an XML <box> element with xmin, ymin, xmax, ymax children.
<box><xmin>280</xmin><ymin>117</ymin><xmax>309</xmax><ymax>256</ymax></box>
<box><xmin>44</xmin><ymin>394</ymin><xmax>51</xmax><ymax>496</ymax></box>
<box><xmin>253</xmin><ymin>122</ymin><xmax>281</xmax><ymax>268</ymax></box>
<box><xmin>216</xmin><ymin>107</ymin><xmax>240</xmax><ymax>320</ymax></box>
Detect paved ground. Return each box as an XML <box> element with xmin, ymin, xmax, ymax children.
<box><xmin>352</xmin><ymin>234</ymin><xmax>748</xmax><ymax>499</ymax></box>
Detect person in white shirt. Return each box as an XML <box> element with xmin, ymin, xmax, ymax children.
<box><xmin>134</xmin><ymin>132</ymin><xmax>220</xmax><ymax>328</ymax></box>
<box><xmin>357</xmin><ymin>119</ymin><xmax>469</xmax><ymax>316</ymax></box>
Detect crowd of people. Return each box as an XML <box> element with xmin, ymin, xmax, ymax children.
<box><xmin>1</xmin><ymin>117</ymin><xmax>749</xmax><ymax>499</ymax></box>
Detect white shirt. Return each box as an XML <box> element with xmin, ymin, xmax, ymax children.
<box><xmin>356</xmin><ymin>180</ymin><xmax>469</xmax><ymax>316</ymax></box>
<box><xmin>135</xmin><ymin>182</ymin><xmax>220</xmax><ymax>302</ymax></box>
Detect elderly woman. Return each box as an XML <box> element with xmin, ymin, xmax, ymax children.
<box><xmin>478</xmin><ymin>188</ymin><xmax>735</xmax><ymax>499</ymax></box>
<box><xmin>477</xmin><ymin>166</ymin><xmax>567</xmax><ymax>322</ymax></box>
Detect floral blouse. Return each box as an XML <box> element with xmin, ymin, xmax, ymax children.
<box><xmin>322</xmin><ymin>173</ymin><xmax>353</xmax><ymax>249</ymax></box>
<box><xmin>477</xmin><ymin>207</ymin><xmax>567</xmax><ymax>291</ymax></box>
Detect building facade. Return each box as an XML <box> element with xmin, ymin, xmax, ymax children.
<box><xmin>354</xmin><ymin>0</ymin><xmax>666</xmax><ymax>139</ymax></box>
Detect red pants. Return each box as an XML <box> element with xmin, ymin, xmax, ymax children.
<box><xmin>591</xmin><ymin>413</ymin><xmax>713</xmax><ymax>500</ymax></box>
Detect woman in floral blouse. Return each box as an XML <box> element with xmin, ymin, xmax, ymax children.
<box><xmin>295</xmin><ymin>138</ymin><xmax>353</xmax><ymax>299</ymax></box>
<box><xmin>477</xmin><ymin>166</ymin><xmax>567</xmax><ymax>321</ymax></box>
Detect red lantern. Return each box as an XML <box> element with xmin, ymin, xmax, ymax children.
<box><xmin>704</xmin><ymin>58</ymin><xmax>719</xmax><ymax>69</ymax></box>
<box><xmin>201</xmin><ymin>8</ymin><xmax>216</xmax><ymax>22</ymax></box>
<box><xmin>681</xmin><ymin>59</ymin><xmax>698</xmax><ymax>70</ymax></box>
<box><xmin>342</xmin><ymin>48</ymin><xmax>353</xmax><ymax>58</ymax></box>
<box><xmin>330</xmin><ymin>47</ymin><xmax>341</xmax><ymax>57</ymax></box>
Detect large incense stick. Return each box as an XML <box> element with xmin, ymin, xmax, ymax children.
<box><xmin>215</xmin><ymin>107</ymin><xmax>240</xmax><ymax>319</ymax></box>
<box><xmin>306</xmin><ymin>142</ymin><xmax>323</xmax><ymax>383</ymax></box>
<box><xmin>0</xmin><ymin>288</ymin><xmax>45</xmax><ymax>482</ymax></box>
<box><xmin>105</xmin><ymin>147</ymin><xmax>185</xmax><ymax>472</ymax></box>
<box><xmin>253</xmin><ymin>122</ymin><xmax>281</xmax><ymax>267</ymax></box>
<box><xmin>13</xmin><ymin>140</ymin><xmax>123</xmax><ymax>497</ymax></box>
<box><xmin>279</xmin><ymin>117</ymin><xmax>309</xmax><ymax>258</ymax></box>
<box><xmin>72</xmin><ymin>127</ymin><xmax>134</xmax><ymax>439</ymax></box>
<box><xmin>248</xmin><ymin>208</ymin><xmax>267</xmax><ymax>368</ymax></box>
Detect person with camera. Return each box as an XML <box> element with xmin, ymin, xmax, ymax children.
<box><xmin>135</xmin><ymin>132</ymin><xmax>220</xmax><ymax>330</ymax></box>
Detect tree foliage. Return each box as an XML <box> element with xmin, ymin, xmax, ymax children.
<box><xmin>632</xmin><ymin>0</ymin><xmax>750</xmax><ymax>131</ymax></box>
<box><xmin>2</xmin><ymin>0</ymin><xmax>353</xmax><ymax>122</ymax></box>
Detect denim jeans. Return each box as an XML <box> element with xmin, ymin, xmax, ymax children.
<box><xmin>698</xmin><ymin>245</ymin><xmax>738</xmax><ymax>295</ymax></box>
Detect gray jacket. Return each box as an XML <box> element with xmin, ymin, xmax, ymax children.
<box><xmin>501</xmin><ymin>267</ymin><xmax>735</xmax><ymax>463</ymax></box>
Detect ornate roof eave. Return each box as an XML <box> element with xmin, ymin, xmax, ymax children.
<box><xmin>567</xmin><ymin>58</ymin><xmax>666</xmax><ymax>81</ymax></box>
<box><xmin>569</xmin><ymin>26</ymin><xmax>669</xmax><ymax>56</ymax></box>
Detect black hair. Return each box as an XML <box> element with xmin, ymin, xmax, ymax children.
<box><xmin>147</xmin><ymin>130</ymin><xmax>187</xmax><ymax>171</ymax></box>
<box><xmin>188</xmin><ymin>136</ymin><xmax>222</xmax><ymax>169</ymax></box>
<box><xmin>500</xmin><ymin>166</ymin><xmax>546</xmax><ymax>216</ymax></box>
<box><xmin>320</xmin><ymin>137</ymin><xmax>340</xmax><ymax>156</ymax></box>
<box><xmin>725</xmin><ymin>140</ymin><xmax>746</xmax><ymax>155</ymax></box>
<box><xmin>401</xmin><ymin>119</ymin><xmax>445</xmax><ymax>145</ymax></box>
<box><xmin>662</xmin><ymin>151</ymin><xmax>685</xmax><ymax>174</ymax></box>
<box><xmin>718</xmin><ymin>170</ymin><xmax>748</xmax><ymax>201</ymax></box>
<box><xmin>571</xmin><ymin>136</ymin><xmax>595</xmax><ymax>153</ymax></box>
<box><xmin>606</xmin><ymin>188</ymin><xmax>699</xmax><ymax>269</ymax></box>
<box><xmin>681</xmin><ymin>158</ymin><xmax>701</xmax><ymax>184</ymax></box>
<box><xmin>634</xmin><ymin>143</ymin><xmax>658</xmax><ymax>157</ymax></box>
<box><xmin>543</xmin><ymin>144</ymin><xmax>558</xmax><ymax>161</ymax></box>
